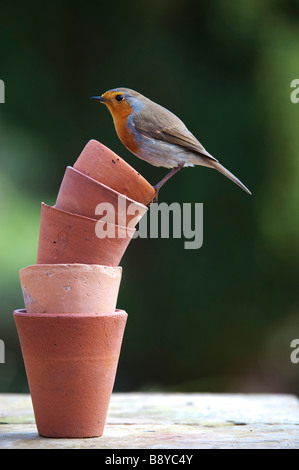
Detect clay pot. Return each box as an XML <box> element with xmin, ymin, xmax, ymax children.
<box><xmin>55</xmin><ymin>166</ymin><xmax>147</xmax><ymax>227</ymax></box>
<box><xmin>14</xmin><ymin>309</ymin><xmax>127</xmax><ymax>438</ymax></box>
<box><xmin>36</xmin><ymin>203</ymin><xmax>135</xmax><ymax>266</ymax></box>
<box><xmin>73</xmin><ymin>139</ymin><xmax>156</xmax><ymax>205</ymax></box>
<box><xmin>19</xmin><ymin>264</ymin><xmax>122</xmax><ymax>314</ymax></box>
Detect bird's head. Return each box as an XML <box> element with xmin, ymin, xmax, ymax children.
<box><xmin>90</xmin><ymin>88</ymin><xmax>146</xmax><ymax>118</ymax></box>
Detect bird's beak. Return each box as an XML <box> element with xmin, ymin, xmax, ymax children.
<box><xmin>90</xmin><ymin>95</ymin><xmax>106</xmax><ymax>103</ymax></box>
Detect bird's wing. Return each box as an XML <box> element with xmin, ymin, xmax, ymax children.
<box><xmin>132</xmin><ymin>104</ymin><xmax>218</xmax><ymax>162</ymax></box>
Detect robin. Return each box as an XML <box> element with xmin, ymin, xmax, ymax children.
<box><xmin>91</xmin><ymin>88</ymin><xmax>251</xmax><ymax>201</ymax></box>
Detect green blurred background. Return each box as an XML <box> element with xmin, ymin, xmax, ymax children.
<box><xmin>0</xmin><ymin>0</ymin><xmax>299</xmax><ymax>394</ymax></box>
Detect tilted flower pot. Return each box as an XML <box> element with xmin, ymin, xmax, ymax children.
<box><xmin>13</xmin><ymin>309</ymin><xmax>128</xmax><ymax>438</ymax></box>
<box><xmin>55</xmin><ymin>166</ymin><xmax>147</xmax><ymax>227</ymax></box>
<box><xmin>73</xmin><ymin>139</ymin><xmax>156</xmax><ymax>205</ymax></box>
<box><xmin>36</xmin><ymin>203</ymin><xmax>135</xmax><ymax>266</ymax></box>
<box><xmin>19</xmin><ymin>264</ymin><xmax>122</xmax><ymax>314</ymax></box>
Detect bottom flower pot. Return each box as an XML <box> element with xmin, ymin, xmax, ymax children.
<box><xmin>13</xmin><ymin>309</ymin><xmax>127</xmax><ymax>438</ymax></box>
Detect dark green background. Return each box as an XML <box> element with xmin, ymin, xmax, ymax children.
<box><xmin>1</xmin><ymin>0</ymin><xmax>299</xmax><ymax>393</ymax></box>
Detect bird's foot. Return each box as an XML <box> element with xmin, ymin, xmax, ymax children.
<box><xmin>151</xmin><ymin>164</ymin><xmax>184</xmax><ymax>204</ymax></box>
<box><xmin>152</xmin><ymin>185</ymin><xmax>160</xmax><ymax>204</ymax></box>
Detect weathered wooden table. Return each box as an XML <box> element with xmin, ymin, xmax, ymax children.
<box><xmin>0</xmin><ymin>393</ymin><xmax>298</xmax><ymax>449</ymax></box>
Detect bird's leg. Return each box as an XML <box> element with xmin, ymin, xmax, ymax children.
<box><xmin>152</xmin><ymin>164</ymin><xmax>184</xmax><ymax>203</ymax></box>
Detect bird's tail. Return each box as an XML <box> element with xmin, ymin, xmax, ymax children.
<box><xmin>209</xmin><ymin>160</ymin><xmax>251</xmax><ymax>195</ymax></box>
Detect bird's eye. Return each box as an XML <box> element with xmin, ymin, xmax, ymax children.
<box><xmin>115</xmin><ymin>94</ymin><xmax>124</xmax><ymax>102</ymax></box>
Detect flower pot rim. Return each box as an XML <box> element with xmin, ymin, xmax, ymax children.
<box><xmin>74</xmin><ymin>139</ymin><xmax>156</xmax><ymax>205</ymax></box>
<box><xmin>80</xmin><ymin>139</ymin><xmax>153</xmax><ymax>188</ymax></box>
<box><xmin>19</xmin><ymin>263</ymin><xmax>122</xmax><ymax>275</ymax></box>
<box><xmin>41</xmin><ymin>202</ymin><xmax>136</xmax><ymax>235</ymax></box>
<box><xmin>65</xmin><ymin>166</ymin><xmax>148</xmax><ymax>210</ymax></box>
<box><xmin>13</xmin><ymin>308</ymin><xmax>127</xmax><ymax>318</ymax></box>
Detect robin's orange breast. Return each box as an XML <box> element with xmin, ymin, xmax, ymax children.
<box><xmin>109</xmin><ymin>102</ymin><xmax>140</xmax><ymax>155</ymax></box>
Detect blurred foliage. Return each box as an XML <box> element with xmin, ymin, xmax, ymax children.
<box><xmin>0</xmin><ymin>0</ymin><xmax>299</xmax><ymax>393</ymax></box>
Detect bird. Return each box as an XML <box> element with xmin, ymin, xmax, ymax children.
<box><xmin>90</xmin><ymin>87</ymin><xmax>251</xmax><ymax>201</ymax></box>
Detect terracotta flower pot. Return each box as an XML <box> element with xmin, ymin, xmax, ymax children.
<box><xmin>36</xmin><ymin>203</ymin><xmax>135</xmax><ymax>266</ymax></box>
<box><xmin>73</xmin><ymin>139</ymin><xmax>156</xmax><ymax>205</ymax></box>
<box><xmin>14</xmin><ymin>309</ymin><xmax>127</xmax><ymax>438</ymax></box>
<box><xmin>55</xmin><ymin>166</ymin><xmax>147</xmax><ymax>227</ymax></box>
<box><xmin>19</xmin><ymin>264</ymin><xmax>122</xmax><ymax>314</ymax></box>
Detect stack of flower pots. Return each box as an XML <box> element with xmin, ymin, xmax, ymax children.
<box><xmin>14</xmin><ymin>139</ymin><xmax>156</xmax><ymax>438</ymax></box>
